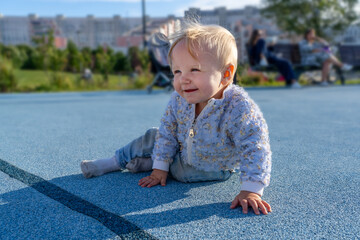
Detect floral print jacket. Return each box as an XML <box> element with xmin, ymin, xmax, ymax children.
<box><xmin>152</xmin><ymin>84</ymin><xmax>272</xmax><ymax>194</ymax></box>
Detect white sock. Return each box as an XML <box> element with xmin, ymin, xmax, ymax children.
<box><xmin>80</xmin><ymin>156</ymin><xmax>121</xmax><ymax>178</ymax></box>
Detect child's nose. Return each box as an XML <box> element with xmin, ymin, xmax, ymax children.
<box><xmin>180</xmin><ymin>73</ymin><xmax>191</xmax><ymax>84</ymax></box>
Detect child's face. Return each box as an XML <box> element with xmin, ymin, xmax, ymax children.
<box><xmin>171</xmin><ymin>39</ymin><xmax>226</xmax><ymax>113</ymax></box>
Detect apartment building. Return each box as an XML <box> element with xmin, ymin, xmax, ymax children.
<box><xmin>1</xmin><ymin>6</ymin><xmax>291</xmax><ymax>59</ymax></box>
<box><xmin>0</xmin><ymin>13</ymin><xmax>174</xmax><ymax>52</ymax></box>
<box><xmin>0</xmin><ymin>15</ymin><xmax>31</xmax><ymax>45</ymax></box>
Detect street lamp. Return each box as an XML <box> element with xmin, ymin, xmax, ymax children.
<box><xmin>142</xmin><ymin>0</ymin><xmax>146</xmax><ymax>48</ymax></box>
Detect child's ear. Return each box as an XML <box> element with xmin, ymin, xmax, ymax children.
<box><xmin>222</xmin><ymin>64</ymin><xmax>235</xmax><ymax>84</ymax></box>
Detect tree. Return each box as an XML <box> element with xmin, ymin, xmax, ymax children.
<box><xmin>80</xmin><ymin>47</ymin><xmax>93</xmax><ymax>70</ymax></box>
<box><xmin>127</xmin><ymin>46</ymin><xmax>142</xmax><ymax>72</ymax></box>
<box><xmin>94</xmin><ymin>46</ymin><xmax>115</xmax><ymax>83</ymax></box>
<box><xmin>1</xmin><ymin>45</ymin><xmax>27</xmax><ymax>69</ymax></box>
<box><xmin>138</xmin><ymin>48</ymin><xmax>150</xmax><ymax>72</ymax></box>
<box><xmin>0</xmin><ymin>56</ymin><xmax>17</xmax><ymax>92</ymax></box>
<box><xmin>32</xmin><ymin>29</ymin><xmax>56</xmax><ymax>71</ymax></box>
<box><xmin>17</xmin><ymin>45</ymin><xmax>38</xmax><ymax>70</ymax></box>
<box><xmin>261</xmin><ymin>0</ymin><xmax>359</xmax><ymax>39</ymax></box>
<box><xmin>113</xmin><ymin>51</ymin><xmax>131</xmax><ymax>73</ymax></box>
<box><xmin>49</xmin><ymin>48</ymin><xmax>69</xmax><ymax>89</ymax></box>
<box><xmin>49</xmin><ymin>48</ymin><xmax>68</xmax><ymax>72</ymax></box>
<box><xmin>127</xmin><ymin>47</ymin><xmax>150</xmax><ymax>73</ymax></box>
<box><xmin>66</xmin><ymin>40</ymin><xmax>82</xmax><ymax>72</ymax></box>
<box><xmin>33</xmin><ymin>29</ymin><xmax>69</xmax><ymax>89</ymax></box>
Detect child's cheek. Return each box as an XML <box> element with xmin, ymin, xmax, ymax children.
<box><xmin>173</xmin><ymin>79</ymin><xmax>182</xmax><ymax>93</ymax></box>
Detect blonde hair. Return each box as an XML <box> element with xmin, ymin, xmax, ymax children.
<box><xmin>168</xmin><ymin>21</ymin><xmax>238</xmax><ymax>73</ymax></box>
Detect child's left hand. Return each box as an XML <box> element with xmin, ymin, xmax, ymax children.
<box><xmin>230</xmin><ymin>191</ymin><xmax>272</xmax><ymax>215</ymax></box>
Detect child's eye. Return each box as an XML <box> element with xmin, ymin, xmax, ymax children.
<box><xmin>173</xmin><ymin>70</ymin><xmax>181</xmax><ymax>74</ymax></box>
<box><xmin>191</xmin><ymin>68</ymin><xmax>200</xmax><ymax>72</ymax></box>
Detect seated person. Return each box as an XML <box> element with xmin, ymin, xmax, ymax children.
<box><xmin>248</xmin><ymin>29</ymin><xmax>301</xmax><ymax>88</ymax></box>
<box><xmin>299</xmin><ymin>28</ymin><xmax>352</xmax><ymax>86</ymax></box>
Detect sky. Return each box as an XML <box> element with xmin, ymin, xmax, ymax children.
<box><xmin>0</xmin><ymin>0</ymin><xmax>262</xmax><ymax>18</ymax></box>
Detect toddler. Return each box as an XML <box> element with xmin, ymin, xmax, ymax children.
<box><xmin>81</xmin><ymin>22</ymin><xmax>272</xmax><ymax>215</ymax></box>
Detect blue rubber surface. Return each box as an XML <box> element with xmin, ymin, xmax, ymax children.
<box><xmin>1</xmin><ymin>86</ymin><xmax>359</xmax><ymax>239</ymax></box>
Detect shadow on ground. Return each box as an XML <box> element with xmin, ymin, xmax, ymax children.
<box><xmin>1</xmin><ymin>170</ymin><xmax>256</xmax><ymax>238</ymax></box>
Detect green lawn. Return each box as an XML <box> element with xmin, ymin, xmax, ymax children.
<box><xmin>13</xmin><ymin>69</ymin><xmax>143</xmax><ymax>92</ymax></box>
<box><xmin>10</xmin><ymin>69</ymin><xmax>360</xmax><ymax>93</ymax></box>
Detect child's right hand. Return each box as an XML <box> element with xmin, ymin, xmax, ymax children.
<box><xmin>138</xmin><ymin>169</ymin><xmax>168</xmax><ymax>187</ymax></box>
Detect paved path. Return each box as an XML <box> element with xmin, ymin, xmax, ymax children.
<box><xmin>1</xmin><ymin>86</ymin><xmax>359</xmax><ymax>239</ymax></box>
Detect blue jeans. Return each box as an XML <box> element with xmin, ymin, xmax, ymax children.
<box><xmin>250</xmin><ymin>39</ymin><xmax>296</xmax><ymax>85</ymax></box>
<box><xmin>115</xmin><ymin>128</ymin><xmax>232</xmax><ymax>183</ymax></box>
<box><xmin>267</xmin><ymin>54</ymin><xmax>296</xmax><ymax>86</ymax></box>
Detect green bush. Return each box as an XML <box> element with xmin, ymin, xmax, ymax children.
<box><xmin>0</xmin><ymin>57</ymin><xmax>17</xmax><ymax>92</ymax></box>
<box><xmin>1</xmin><ymin>45</ymin><xmax>27</xmax><ymax>69</ymax></box>
<box><xmin>50</xmin><ymin>72</ymin><xmax>72</xmax><ymax>90</ymax></box>
<box><xmin>129</xmin><ymin>71</ymin><xmax>153</xmax><ymax>89</ymax></box>
<box><xmin>133</xmin><ymin>75</ymin><xmax>148</xmax><ymax>89</ymax></box>
<box><xmin>239</xmin><ymin>75</ymin><xmax>261</xmax><ymax>86</ymax></box>
<box><xmin>17</xmin><ymin>45</ymin><xmax>38</xmax><ymax>70</ymax></box>
<box><xmin>113</xmin><ymin>51</ymin><xmax>131</xmax><ymax>73</ymax></box>
<box><xmin>236</xmin><ymin>64</ymin><xmax>247</xmax><ymax>77</ymax></box>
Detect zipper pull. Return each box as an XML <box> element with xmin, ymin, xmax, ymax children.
<box><xmin>189</xmin><ymin>128</ymin><xmax>194</xmax><ymax>138</ymax></box>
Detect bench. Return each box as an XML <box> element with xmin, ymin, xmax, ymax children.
<box><xmin>248</xmin><ymin>43</ymin><xmax>346</xmax><ymax>85</ymax></box>
<box><xmin>339</xmin><ymin>45</ymin><xmax>360</xmax><ymax>71</ymax></box>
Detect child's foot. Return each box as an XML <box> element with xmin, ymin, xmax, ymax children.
<box><xmin>81</xmin><ymin>156</ymin><xmax>121</xmax><ymax>178</ymax></box>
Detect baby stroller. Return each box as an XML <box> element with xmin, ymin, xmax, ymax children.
<box><xmin>146</xmin><ymin>32</ymin><xmax>174</xmax><ymax>94</ymax></box>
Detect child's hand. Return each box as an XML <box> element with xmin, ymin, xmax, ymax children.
<box><xmin>230</xmin><ymin>191</ymin><xmax>272</xmax><ymax>215</ymax></box>
<box><xmin>138</xmin><ymin>169</ymin><xmax>168</xmax><ymax>188</ymax></box>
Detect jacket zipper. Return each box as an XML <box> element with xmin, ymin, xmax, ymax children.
<box><xmin>187</xmin><ymin>120</ymin><xmax>195</xmax><ymax>165</ymax></box>
<box><xmin>186</xmin><ymin>102</ymin><xmax>212</xmax><ymax>165</ymax></box>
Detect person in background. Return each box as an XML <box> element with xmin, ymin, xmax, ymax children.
<box><xmin>299</xmin><ymin>28</ymin><xmax>352</xmax><ymax>86</ymax></box>
<box><xmin>248</xmin><ymin>29</ymin><xmax>301</xmax><ymax>89</ymax></box>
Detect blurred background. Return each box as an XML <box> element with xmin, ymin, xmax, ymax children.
<box><xmin>1</xmin><ymin>0</ymin><xmax>360</xmax><ymax>92</ymax></box>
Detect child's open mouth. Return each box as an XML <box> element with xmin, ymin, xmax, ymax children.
<box><xmin>184</xmin><ymin>89</ymin><xmax>198</xmax><ymax>93</ymax></box>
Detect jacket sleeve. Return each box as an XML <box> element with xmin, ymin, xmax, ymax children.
<box><xmin>152</xmin><ymin>93</ymin><xmax>179</xmax><ymax>172</ymax></box>
<box><xmin>231</xmin><ymin>99</ymin><xmax>272</xmax><ymax>196</ymax></box>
